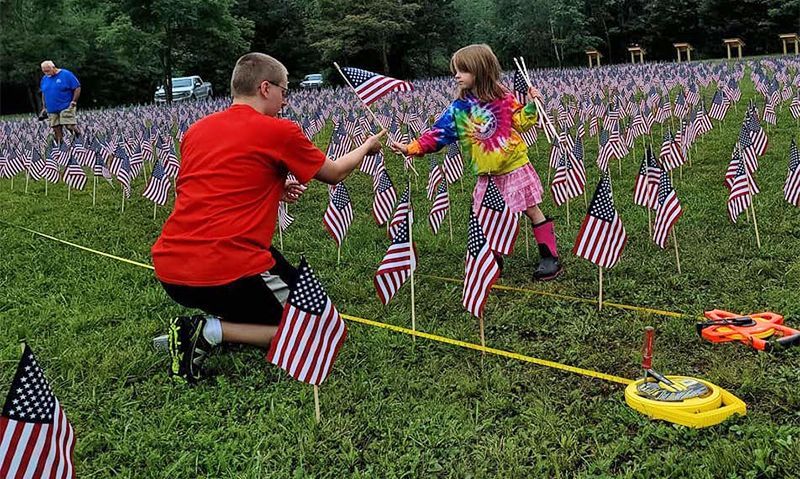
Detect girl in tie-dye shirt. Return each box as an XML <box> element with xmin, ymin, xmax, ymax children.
<box><xmin>392</xmin><ymin>44</ymin><xmax>563</xmax><ymax>280</ymax></box>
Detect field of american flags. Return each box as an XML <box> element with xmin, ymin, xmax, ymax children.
<box><xmin>2</xmin><ymin>63</ymin><xmax>800</xmax><ymax>477</ymax></box>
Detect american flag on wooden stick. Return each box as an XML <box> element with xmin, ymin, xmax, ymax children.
<box><xmin>323</xmin><ymin>182</ymin><xmax>354</xmax><ymax>247</ymax></box>
<box><xmin>727</xmin><ymin>155</ymin><xmax>755</xmax><ymax>223</ymax></box>
<box><xmin>659</xmin><ymin>130</ymin><xmax>684</xmax><ymax>172</ymax></box>
<box><xmin>573</xmin><ymin>173</ymin><xmax>627</xmax><ymax>269</ymax></box>
<box><xmin>142</xmin><ymin>160</ymin><xmax>171</xmax><ymax>206</ymax></box>
<box><xmin>784</xmin><ymin>138</ymin><xmax>800</xmax><ymax>207</ymax></box>
<box><xmin>374</xmin><ymin>208</ymin><xmax>417</xmax><ymax>305</ymax></box>
<box><xmin>444</xmin><ymin>142</ymin><xmax>464</xmax><ymax>184</ymax></box>
<box><xmin>652</xmin><ymin>170</ymin><xmax>683</xmax><ymax>249</ymax></box>
<box><xmin>62</xmin><ymin>156</ymin><xmax>86</xmax><ymax>191</ymax></box>
<box><xmin>266</xmin><ymin>258</ymin><xmax>347</xmax><ymax>386</ymax></box>
<box><xmin>476</xmin><ymin>178</ymin><xmax>519</xmax><ymax>255</ymax></box>
<box><xmin>372</xmin><ymin>165</ymin><xmax>396</xmax><ymax>226</ymax></box>
<box><xmin>428</xmin><ymin>180</ymin><xmax>449</xmax><ymax>235</ymax></box>
<box><xmin>1</xmin><ymin>344</ymin><xmax>75</xmax><ymax>479</ymax></box>
<box><xmin>633</xmin><ymin>146</ymin><xmax>660</xmax><ymax>209</ymax></box>
<box><xmin>278</xmin><ymin>201</ymin><xmax>294</xmax><ymax>232</ymax></box>
<box><xmin>550</xmin><ymin>149</ymin><xmax>584</xmax><ymax>206</ymax></box>
<box><xmin>462</xmin><ymin>209</ymin><xmax>501</xmax><ymax>319</ymax></box>
<box><xmin>426</xmin><ymin>157</ymin><xmax>444</xmax><ymax>201</ymax></box>
<box><xmin>388</xmin><ymin>185</ymin><xmax>413</xmax><ymax>239</ymax></box>
<box><xmin>341</xmin><ymin>67</ymin><xmax>413</xmax><ymax>106</ymax></box>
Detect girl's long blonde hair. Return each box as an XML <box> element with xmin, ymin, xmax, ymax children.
<box><xmin>450</xmin><ymin>44</ymin><xmax>507</xmax><ymax>103</ymax></box>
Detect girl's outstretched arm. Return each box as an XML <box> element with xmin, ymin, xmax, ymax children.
<box><xmin>392</xmin><ymin>104</ymin><xmax>458</xmax><ymax>156</ymax></box>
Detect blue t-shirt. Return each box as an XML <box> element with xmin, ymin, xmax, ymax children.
<box><xmin>40</xmin><ymin>69</ymin><xmax>80</xmax><ymax>113</ymax></box>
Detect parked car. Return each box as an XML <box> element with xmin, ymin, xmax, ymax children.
<box><xmin>299</xmin><ymin>73</ymin><xmax>324</xmax><ymax>89</ymax></box>
<box><xmin>154</xmin><ymin>76</ymin><xmax>213</xmax><ymax>103</ymax></box>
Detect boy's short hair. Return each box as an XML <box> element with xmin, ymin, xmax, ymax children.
<box><xmin>230</xmin><ymin>53</ymin><xmax>288</xmax><ymax>98</ymax></box>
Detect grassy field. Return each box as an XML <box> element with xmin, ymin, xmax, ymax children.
<box><xmin>2</xmin><ymin>78</ymin><xmax>799</xmax><ymax>478</ymax></box>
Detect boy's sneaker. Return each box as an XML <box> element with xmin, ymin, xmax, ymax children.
<box><xmin>168</xmin><ymin>315</ymin><xmax>214</xmax><ymax>384</ymax></box>
<box><xmin>152</xmin><ymin>334</ymin><xmax>169</xmax><ymax>352</ymax></box>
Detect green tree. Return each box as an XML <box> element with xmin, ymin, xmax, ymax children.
<box><xmin>308</xmin><ymin>0</ymin><xmax>420</xmax><ymax>74</ymax></box>
<box><xmin>102</xmin><ymin>0</ymin><xmax>253</xmax><ymax>103</ymax></box>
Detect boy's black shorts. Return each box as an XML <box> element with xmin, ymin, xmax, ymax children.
<box><xmin>160</xmin><ymin>248</ymin><xmax>298</xmax><ymax>325</ymax></box>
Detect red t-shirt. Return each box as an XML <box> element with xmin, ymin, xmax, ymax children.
<box><xmin>152</xmin><ymin>104</ymin><xmax>326</xmax><ymax>286</ymax></box>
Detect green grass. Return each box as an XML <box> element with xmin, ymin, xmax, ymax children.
<box><xmin>1</xmin><ymin>77</ymin><xmax>799</xmax><ymax>478</ymax></box>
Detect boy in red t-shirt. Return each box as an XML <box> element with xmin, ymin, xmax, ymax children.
<box><xmin>152</xmin><ymin>53</ymin><xmax>384</xmax><ymax>383</ymax></box>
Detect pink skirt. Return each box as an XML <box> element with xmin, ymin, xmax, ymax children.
<box><xmin>472</xmin><ymin>163</ymin><xmax>544</xmax><ymax>213</ymax></box>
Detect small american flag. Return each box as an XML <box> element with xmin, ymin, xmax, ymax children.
<box><xmin>476</xmin><ymin>178</ymin><xmax>519</xmax><ymax>256</ymax></box>
<box><xmin>428</xmin><ymin>180</ymin><xmax>449</xmax><ymax>235</ymax></box>
<box><xmin>550</xmin><ymin>149</ymin><xmax>584</xmax><ymax>206</ymax></box>
<box><xmin>360</xmin><ymin>151</ymin><xmax>380</xmax><ymax>176</ymax></box>
<box><xmin>341</xmin><ymin>67</ymin><xmax>413</xmax><ymax>106</ymax></box>
<box><xmin>790</xmin><ymin>93</ymin><xmax>800</xmax><ymax>120</ymax></box>
<box><xmin>444</xmin><ymin>143</ymin><xmax>464</xmax><ymax>185</ymax></box>
<box><xmin>659</xmin><ymin>130</ymin><xmax>684</xmax><ymax>172</ymax></box>
<box><xmin>652</xmin><ymin>170</ymin><xmax>683</xmax><ymax>249</ymax></box>
<box><xmin>462</xmin><ymin>209</ymin><xmax>501</xmax><ymax>319</ymax></box>
<box><xmin>573</xmin><ymin>173</ymin><xmax>627</xmax><ymax>269</ymax></box>
<box><xmin>62</xmin><ymin>156</ymin><xmax>86</xmax><ymax>191</ymax></box>
<box><xmin>388</xmin><ymin>185</ymin><xmax>413</xmax><ymax>239</ymax></box>
<box><xmin>372</xmin><ymin>166</ymin><xmax>397</xmax><ymax>226</ymax></box>
<box><xmin>597</xmin><ymin>129</ymin><xmax>613</xmax><ymax>173</ymax></box>
<box><xmin>42</xmin><ymin>146</ymin><xmax>60</xmax><ymax>184</ymax></box>
<box><xmin>727</xmin><ymin>155</ymin><xmax>755</xmax><ymax>223</ymax></box>
<box><xmin>374</xmin><ymin>208</ymin><xmax>417</xmax><ymax>305</ymax></box>
<box><xmin>708</xmin><ymin>90</ymin><xmax>729</xmax><ymax>121</ymax></box>
<box><xmin>323</xmin><ymin>182</ymin><xmax>354</xmax><ymax>247</ymax></box>
<box><xmin>278</xmin><ymin>201</ymin><xmax>294</xmax><ymax>231</ymax></box>
<box><xmin>784</xmin><ymin>138</ymin><xmax>800</xmax><ymax>207</ymax></box>
<box><xmin>0</xmin><ymin>344</ymin><xmax>75</xmax><ymax>479</ymax></box>
<box><xmin>746</xmin><ymin>108</ymin><xmax>768</xmax><ymax>157</ymax></box>
<box><xmin>737</xmin><ymin>117</ymin><xmax>759</xmax><ymax>173</ymax></box>
<box><xmin>110</xmin><ymin>145</ymin><xmax>132</xmax><ymax>197</ymax></box>
<box><xmin>266</xmin><ymin>258</ymin><xmax>347</xmax><ymax>385</ymax></box>
<box><xmin>633</xmin><ymin>146</ymin><xmax>660</xmax><ymax>209</ymax></box>
<box><xmin>142</xmin><ymin>160</ymin><xmax>171</xmax><ymax>206</ymax></box>
<box><xmin>725</xmin><ymin>147</ymin><xmax>759</xmax><ymax>194</ymax></box>
<box><xmin>426</xmin><ymin>157</ymin><xmax>444</xmax><ymax>201</ymax></box>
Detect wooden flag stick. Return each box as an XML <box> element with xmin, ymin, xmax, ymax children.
<box><xmin>121</xmin><ymin>192</ymin><xmax>125</xmax><ymax>214</ymax></box>
<box><xmin>448</xmin><ymin>209</ymin><xmax>454</xmax><ymax>243</ymax></box>
<box><xmin>598</xmin><ymin>267</ymin><xmax>604</xmax><ymax>311</ymax></box>
<box><xmin>524</xmin><ymin>221</ymin><xmax>530</xmax><ymax>259</ymax></box>
<box><xmin>153</xmin><ymin>203</ymin><xmax>157</xmax><ymax>221</ymax></box>
<box><xmin>92</xmin><ymin>177</ymin><xmax>97</xmax><ymax>207</ymax></box>
<box><xmin>313</xmin><ymin>385</ymin><xmax>321</xmax><ymax>423</ymax></box>
<box><xmin>647</xmin><ymin>207</ymin><xmax>653</xmax><ymax>238</ymax></box>
<box><xmin>672</xmin><ymin>228</ymin><xmax>682</xmax><ymax>274</ymax></box>
<box><xmin>24</xmin><ymin>172</ymin><xmax>29</xmax><ymax>194</ymax></box>
<box><xmin>278</xmin><ymin>223</ymin><xmax>284</xmax><ymax>250</ymax></box>
<box><xmin>479</xmin><ymin>316</ymin><xmax>486</xmax><ymax>351</ymax></box>
<box><xmin>10</xmin><ymin>177</ymin><xmax>14</xmax><ymax>190</ymax></box>
<box><xmin>337</xmin><ymin>244</ymin><xmax>341</xmax><ymax>265</ymax></box>
<box><xmin>565</xmin><ymin>198</ymin><xmax>570</xmax><ymax>227</ymax></box>
<box><xmin>749</xmin><ymin>192</ymin><xmax>762</xmax><ymax>249</ymax></box>
<box><xmin>67</xmin><ymin>184</ymin><xmax>71</xmax><ymax>201</ymax></box>
<box><xmin>407</xmin><ymin>197</ymin><xmax>417</xmax><ymax>340</ymax></box>
<box><xmin>44</xmin><ymin>179</ymin><xmax>48</xmax><ymax>196</ymax></box>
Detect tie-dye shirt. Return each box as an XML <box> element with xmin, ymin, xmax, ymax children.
<box><xmin>407</xmin><ymin>92</ymin><xmax>538</xmax><ymax>175</ymax></box>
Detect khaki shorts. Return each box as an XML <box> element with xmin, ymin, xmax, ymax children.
<box><xmin>49</xmin><ymin>106</ymin><xmax>77</xmax><ymax>127</ymax></box>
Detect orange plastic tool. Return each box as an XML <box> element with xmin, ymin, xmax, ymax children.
<box><xmin>698</xmin><ymin>310</ymin><xmax>800</xmax><ymax>351</ymax></box>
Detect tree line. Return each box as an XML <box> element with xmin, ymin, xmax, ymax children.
<box><xmin>1</xmin><ymin>0</ymin><xmax>797</xmax><ymax>114</ymax></box>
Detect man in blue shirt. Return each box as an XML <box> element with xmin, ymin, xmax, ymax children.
<box><xmin>39</xmin><ymin>60</ymin><xmax>81</xmax><ymax>144</ymax></box>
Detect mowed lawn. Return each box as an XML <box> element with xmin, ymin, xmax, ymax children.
<box><xmin>2</xmin><ymin>78</ymin><xmax>799</xmax><ymax>478</ymax></box>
